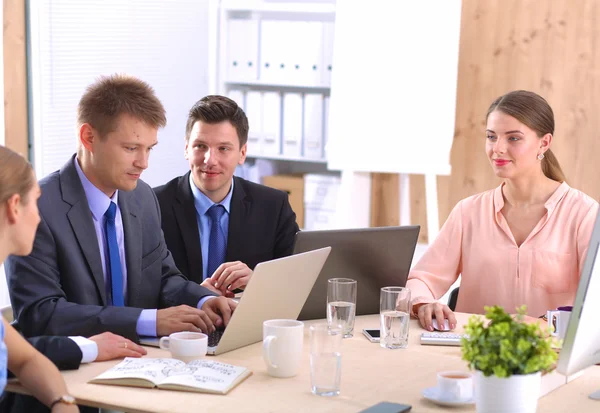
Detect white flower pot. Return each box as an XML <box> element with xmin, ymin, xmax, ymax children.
<box><xmin>474</xmin><ymin>370</ymin><xmax>541</xmax><ymax>413</ymax></box>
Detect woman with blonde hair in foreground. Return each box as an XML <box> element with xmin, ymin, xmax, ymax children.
<box><xmin>0</xmin><ymin>145</ymin><xmax>78</xmax><ymax>412</ymax></box>
<box><xmin>407</xmin><ymin>90</ymin><xmax>599</xmax><ymax>331</ymax></box>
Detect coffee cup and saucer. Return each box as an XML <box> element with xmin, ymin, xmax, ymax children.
<box><xmin>422</xmin><ymin>371</ymin><xmax>475</xmax><ymax>406</ymax></box>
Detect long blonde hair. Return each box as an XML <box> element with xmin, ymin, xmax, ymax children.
<box><xmin>486</xmin><ymin>90</ymin><xmax>566</xmax><ymax>182</ymax></box>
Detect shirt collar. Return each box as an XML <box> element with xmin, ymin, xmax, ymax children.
<box><xmin>493</xmin><ymin>181</ymin><xmax>570</xmax><ymax>214</ymax></box>
<box><xmin>74</xmin><ymin>157</ymin><xmax>119</xmax><ymax>220</ymax></box>
<box><xmin>189</xmin><ymin>174</ymin><xmax>234</xmax><ymax>216</ymax></box>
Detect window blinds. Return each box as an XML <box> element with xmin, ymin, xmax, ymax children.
<box><xmin>29</xmin><ymin>0</ymin><xmax>211</xmax><ymax>186</ymax></box>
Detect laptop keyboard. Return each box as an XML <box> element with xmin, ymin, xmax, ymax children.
<box><xmin>208</xmin><ymin>329</ymin><xmax>225</xmax><ymax>347</ymax></box>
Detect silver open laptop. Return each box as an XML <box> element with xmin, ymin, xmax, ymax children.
<box><xmin>294</xmin><ymin>226</ymin><xmax>420</xmax><ymax>320</ymax></box>
<box><xmin>140</xmin><ymin>246</ymin><xmax>331</xmax><ymax>355</ymax></box>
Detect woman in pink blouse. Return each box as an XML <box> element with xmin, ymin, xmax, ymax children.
<box><xmin>407</xmin><ymin>90</ymin><xmax>599</xmax><ymax>331</ymax></box>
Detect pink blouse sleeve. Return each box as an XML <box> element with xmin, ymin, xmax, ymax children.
<box><xmin>576</xmin><ymin>202</ymin><xmax>600</xmax><ymax>277</ymax></box>
<box><xmin>406</xmin><ymin>200</ymin><xmax>464</xmax><ymax>308</ymax></box>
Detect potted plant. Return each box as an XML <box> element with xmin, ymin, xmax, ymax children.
<box><xmin>461</xmin><ymin>305</ymin><xmax>558</xmax><ymax>413</ymax></box>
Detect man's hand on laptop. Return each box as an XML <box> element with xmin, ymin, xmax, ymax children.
<box><xmin>202</xmin><ymin>296</ymin><xmax>238</xmax><ymax>328</ymax></box>
<box><xmin>200</xmin><ymin>278</ymin><xmax>235</xmax><ymax>298</ymax></box>
<box><xmin>209</xmin><ymin>261</ymin><xmax>253</xmax><ymax>295</ymax></box>
<box><xmin>156</xmin><ymin>305</ymin><xmax>216</xmax><ymax>336</ymax></box>
<box><xmin>89</xmin><ymin>332</ymin><xmax>147</xmax><ymax>361</ymax></box>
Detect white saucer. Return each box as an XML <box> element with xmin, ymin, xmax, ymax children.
<box><xmin>422</xmin><ymin>386</ymin><xmax>475</xmax><ymax>407</ymax></box>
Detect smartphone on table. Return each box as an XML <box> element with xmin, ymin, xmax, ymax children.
<box><xmin>362</xmin><ymin>328</ymin><xmax>380</xmax><ymax>343</ymax></box>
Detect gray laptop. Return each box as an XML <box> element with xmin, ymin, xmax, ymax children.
<box><xmin>294</xmin><ymin>226</ymin><xmax>420</xmax><ymax>320</ymax></box>
<box><xmin>141</xmin><ymin>247</ymin><xmax>331</xmax><ymax>355</ymax></box>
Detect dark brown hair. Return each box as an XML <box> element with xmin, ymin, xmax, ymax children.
<box><xmin>486</xmin><ymin>90</ymin><xmax>566</xmax><ymax>182</ymax></box>
<box><xmin>0</xmin><ymin>145</ymin><xmax>35</xmax><ymax>205</ymax></box>
<box><xmin>77</xmin><ymin>74</ymin><xmax>167</xmax><ymax>137</ymax></box>
<box><xmin>185</xmin><ymin>95</ymin><xmax>249</xmax><ymax>147</ymax></box>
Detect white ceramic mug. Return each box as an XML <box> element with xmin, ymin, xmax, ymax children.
<box><xmin>159</xmin><ymin>332</ymin><xmax>208</xmax><ymax>362</ymax></box>
<box><xmin>436</xmin><ymin>371</ymin><xmax>473</xmax><ymax>401</ymax></box>
<box><xmin>547</xmin><ymin>309</ymin><xmax>571</xmax><ymax>339</ymax></box>
<box><xmin>262</xmin><ymin>319</ymin><xmax>304</xmax><ymax>378</ymax></box>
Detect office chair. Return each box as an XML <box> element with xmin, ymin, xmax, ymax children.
<box><xmin>447</xmin><ymin>287</ymin><xmax>459</xmax><ymax>311</ymax></box>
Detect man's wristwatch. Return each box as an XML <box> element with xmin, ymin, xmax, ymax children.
<box><xmin>50</xmin><ymin>395</ymin><xmax>76</xmax><ymax>409</ymax></box>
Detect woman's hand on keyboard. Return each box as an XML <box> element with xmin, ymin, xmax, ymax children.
<box><xmin>415</xmin><ymin>302</ymin><xmax>457</xmax><ymax>332</ymax></box>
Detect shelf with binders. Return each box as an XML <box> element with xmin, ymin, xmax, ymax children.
<box><xmin>217</xmin><ymin>1</ymin><xmax>336</xmax><ymax>164</ymax></box>
<box><xmin>223</xmin><ymin>13</ymin><xmax>334</xmax><ymax>89</ymax></box>
<box><xmin>226</xmin><ymin>87</ymin><xmax>330</xmax><ymax>164</ymax></box>
<box><xmin>224</xmin><ymin>80</ymin><xmax>330</xmax><ymax>93</ymax></box>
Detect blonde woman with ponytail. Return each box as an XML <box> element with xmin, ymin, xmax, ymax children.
<box><xmin>0</xmin><ymin>145</ymin><xmax>79</xmax><ymax>412</ymax></box>
<box><xmin>406</xmin><ymin>91</ymin><xmax>599</xmax><ymax>331</ymax></box>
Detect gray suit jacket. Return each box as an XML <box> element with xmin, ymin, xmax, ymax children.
<box><xmin>5</xmin><ymin>155</ymin><xmax>215</xmax><ymax>341</ymax></box>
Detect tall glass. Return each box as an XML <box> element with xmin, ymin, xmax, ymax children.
<box><xmin>380</xmin><ymin>286</ymin><xmax>411</xmax><ymax>349</ymax></box>
<box><xmin>327</xmin><ymin>278</ymin><xmax>357</xmax><ymax>338</ymax></box>
<box><xmin>310</xmin><ymin>323</ymin><xmax>342</xmax><ymax>396</ymax></box>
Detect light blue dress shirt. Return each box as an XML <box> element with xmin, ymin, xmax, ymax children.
<box><xmin>74</xmin><ymin>159</ymin><xmax>156</xmax><ymax>336</ymax></box>
<box><xmin>0</xmin><ymin>321</ymin><xmax>6</xmax><ymax>394</ymax></box>
<box><xmin>189</xmin><ymin>174</ymin><xmax>234</xmax><ymax>280</ymax></box>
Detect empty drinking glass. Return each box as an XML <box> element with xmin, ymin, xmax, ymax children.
<box><xmin>380</xmin><ymin>286</ymin><xmax>411</xmax><ymax>349</ymax></box>
<box><xmin>310</xmin><ymin>323</ymin><xmax>342</xmax><ymax>396</ymax></box>
<box><xmin>327</xmin><ymin>278</ymin><xmax>357</xmax><ymax>338</ymax></box>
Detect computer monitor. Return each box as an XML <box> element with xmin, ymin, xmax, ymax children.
<box><xmin>556</xmin><ymin>209</ymin><xmax>600</xmax><ymax>400</ymax></box>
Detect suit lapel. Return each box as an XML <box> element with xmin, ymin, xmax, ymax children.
<box><xmin>226</xmin><ymin>177</ymin><xmax>250</xmax><ymax>262</ymax></box>
<box><xmin>175</xmin><ymin>172</ymin><xmax>204</xmax><ymax>281</ymax></box>
<box><xmin>119</xmin><ymin>191</ymin><xmax>142</xmax><ymax>306</ymax></box>
<box><xmin>60</xmin><ymin>156</ymin><xmax>107</xmax><ymax>305</ymax></box>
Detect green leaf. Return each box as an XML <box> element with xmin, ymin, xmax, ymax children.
<box><xmin>461</xmin><ymin>305</ymin><xmax>558</xmax><ymax>377</ymax></box>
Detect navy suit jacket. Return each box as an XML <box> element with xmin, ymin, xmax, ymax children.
<box><xmin>153</xmin><ymin>173</ymin><xmax>299</xmax><ymax>283</ymax></box>
<box><xmin>0</xmin><ymin>335</ymin><xmax>87</xmax><ymax>413</ymax></box>
<box><xmin>6</xmin><ymin>155</ymin><xmax>215</xmax><ymax>341</ymax></box>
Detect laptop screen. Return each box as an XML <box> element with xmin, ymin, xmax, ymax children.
<box><xmin>294</xmin><ymin>226</ymin><xmax>420</xmax><ymax>320</ymax></box>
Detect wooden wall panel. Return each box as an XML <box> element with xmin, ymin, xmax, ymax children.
<box><xmin>3</xmin><ymin>0</ymin><xmax>28</xmax><ymax>157</ymax></box>
<box><xmin>370</xmin><ymin>173</ymin><xmax>399</xmax><ymax>228</ymax></box>
<box><xmin>371</xmin><ymin>174</ymin><xmax>448</xmax><ymax>244</ymax></box>
<box><xmin>372</xmin><ymin>0</ymin><xmax>600</xmax><ymax>241</ymax></box>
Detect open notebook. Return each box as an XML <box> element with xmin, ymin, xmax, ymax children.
<box><xmin>89</xmin><ymin>358</ymin><xmax>251</xmax><ymax>395</ymax></box>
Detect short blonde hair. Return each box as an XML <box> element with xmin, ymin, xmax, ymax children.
<box><xmin>77</xmin><ymin>74</ymin><xmax>167</xmax><ymax>137</ymax></box>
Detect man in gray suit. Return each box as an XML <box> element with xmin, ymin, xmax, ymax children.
<box><xmin>6</xmin><ymin>74</ymin><xmax>236</xmax><ymax>341</ymax></box>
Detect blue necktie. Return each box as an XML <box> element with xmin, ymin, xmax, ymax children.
<box><xmin>104</xmin><ymin>202</ymin><xmax>124</xmax><ymax>306</ymax></box>
<box><xmin>206</xmin><ymin>204</ymin><xmax>226</xmax><ymax>280</ymax></box>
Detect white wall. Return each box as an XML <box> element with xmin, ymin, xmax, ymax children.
<box><xmin>29</xmin><ymin>0</ymin><xmax>211</xmax><ymax>186</ymax></box>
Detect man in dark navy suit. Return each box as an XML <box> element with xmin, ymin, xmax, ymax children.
<box><xmin>154</xmin><ymin>95</ymin><xmax>299</xmax><ymax>296</ymax></box>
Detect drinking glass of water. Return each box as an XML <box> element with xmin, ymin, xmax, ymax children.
<box><xmin>327</xmin><ymin>278</ymin><xmax>357</xmax><ymax>338</ymax></box>
<box><xmin>380</xmin><ymin>286</ymin><xmax>411</xmax><ymax>349</ymax></box>
<box><xmin>310</xmin><ymin>323</ymin><xmax>342</xmax><ymax>396</ymax></box>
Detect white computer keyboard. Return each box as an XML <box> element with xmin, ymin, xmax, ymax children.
<box><xmin>420</xmin><ymin>332</ymin><xmax>468</xmax><ymax>346</ymax></box>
